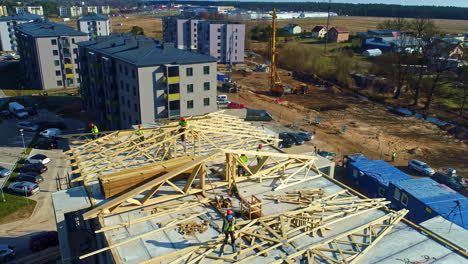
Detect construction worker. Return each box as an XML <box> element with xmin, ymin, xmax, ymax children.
<box><xmin>256</xmin><ymin>144</ymin><xmax>263</xmax><ymax>164</ymax></box>
<box><xmin>238</xmin><ymin>154</ymin><xmax>248</xmax><ymax>176</ymax></box>
<box><xmin>90</xmin><ymin>123</ymin><xmax>99</xmax><ymax>140</ymax></box>
<box><xmin>221</xmin><ymin>210</ymin><xmax>237</xmax><ymax>253</ymax></box>
<box><xmin>179</xmin><ymin>117</ymin><xmax>188</xmax><ymax>141</ymax></box>
<box><xmin>392</xmin><ymin>152</ymin><xmax>397</xmax><ymax>162</ymax></box>
<box><xmin>135</xmin><ymin>125</ymin><xmax>144</xmax><ymax>142</ymax></box>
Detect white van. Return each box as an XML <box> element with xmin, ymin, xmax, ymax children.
<box><xmin>216</xmin><ymin>95</ymin><xmax>231</xmax><ymax>104</ymax></box>
<box><xmin>8</xmin><ymin>102</ymin><xmax>28</xmax><ymax>119</ymax></box>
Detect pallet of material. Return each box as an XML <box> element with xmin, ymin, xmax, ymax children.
<box><xmin>99</xmin><ymin>156</ymin><xmax>196</xmax><ymax>198</ymax></box>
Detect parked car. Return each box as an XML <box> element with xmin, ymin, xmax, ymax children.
<box><xmin>39</xmin><ymin>128</ymin><xmax>61</xmax><ymax>138</ymax></box>
<box><xmin>17</xmin><ymin>163</ymin><xmax>47</xmax><ymax>174</ymax></box>
<box><xmin>9</xmin><ymin>102</ymin><xmax>28</xmax><ymax>119</ymax></box>
<box><xmin>227</xmin><ymin>102</ymin><xmax>245</xmax><ymax>109</ymax></box>
<box><xmin>15</xmin><ymin>173</ymin><xmax>44</xmax><ymax>184</ymax></box>
<box><xmin>0</xmin><ymin>244</ymin><xmax>15</xmax><ymax>262</ymax></box>
<box><xmin>26</xmin><ymin>154</ymin><xmax>50</xmax><ymax>165</ymax></box>
<box><xmin>7</xmin><ymin>181</ymin><xmax>40</xmax><ymax>196</ymax></box>
<box><xmin>38</xmin><ymin>121</ymin><xmax>67</xmax><ymax>130</ymax></box>
<box><xmin>0</xmin><ymin>110</ymin><xmax>14</xmax><ymax>119</ymax></box>
<box><xmin>216</xmin><ymin>95</ymin><xmax>231</xmax><ymax>104</ymax></box>
<box><xmin>280</xmin><ymin>132</ymin><xmax>304</xmax><ymax>145</ymax></box>
<box><xmin>24</xmin><ymin>107</ymin><xmax>38</xmax><ymax>116</ymax></box>
<box><xmin>33</xmin><ymin>138</ymin><xmax>58</xmax><ymax>150</ymax></box>
<box><xmin>408</xmin><ymin>159</ymin><xmax>435</xmax><ymax>176</ymax></box>
<box><xmin>431</xmin><ymin>173</ymin><xmax>464</xmax><ymax>192</ymax></box>
<box><xmin>0</xmin><ymin>166</ymin><xmax>12</xmax><ymax>178</ymax></box>
<box><xmin>295</xmin><ymin>132</ymin><xmax>314</xmax><ymax>141</ymax></box>
<box><xmin>16</xmin><ymin>121</ymin><xmax>39</xmax><ymax>132</ymax></box>
<box><xmin>318</xmin><ymin>151</ymin><xmax>337</xmax><ymax>160</ymax></box>
<box><xmin>245</xmin><ymin>109</ymin><xmax>273</xmax><ymax>121</ymax></box>
<box><xmin>279</xmin><ymin>132</ymin><xmax>295</xmax><ymax>148</ymax></box>
<box><xmin>29</xmin><ymin>231</ymin><xmax>58</xmax><ymax>251</ymax></box>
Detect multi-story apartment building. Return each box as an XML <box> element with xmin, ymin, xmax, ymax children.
<box><xmin>162</xmin><ymin>17</ymin><xmax>245</xmax><ymax>64</ymax></box>
<box><xmin>77</xmin><ymin>34</ymin><xmax>218</xmax><ymax>129</ymax></box>
<box><xmin>0</xmin><ymin>14</ymin><xmax>40</xmax><ymax>51</ymax></box>
<box><xmin>16</xmin><ymin>21</ymin><xmax>89</xmax><ymax>90</ymax></box>
<box><xmin>59</xmin><ymin>6</ymin><xmax>83</xmax><ymax>18</ymax></box>
<box><xmin>0</xmin><ymin>6</ymin><xmax>8</xmax><ymax>17</ymax></box>
<box><xmin>15</xmin><ymin>6</ymin><xmax>44</xmax><ymax>16</ymax></box>
<box><xmin>98</xmin><ymin>6</ymin><xmax>110</xmax><ymax>15</ymax></box>
<box><xmin>77</xmin><ymin>13</ymin><xmax>110</xmax><ymax>37</ymax></box>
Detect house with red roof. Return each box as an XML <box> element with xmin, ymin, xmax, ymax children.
<box><xmin>327</xmin><ymin>27</ymin><xmax>349</xmax><ymax>43</ymax></box>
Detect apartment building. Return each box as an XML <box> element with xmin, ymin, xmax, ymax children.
<box><xmin>0</xmin><ymin>14</ymin><xmax>40</xmax><ymax>51</ymax></box>
<box><xmin>59</xmin><ymin>6</ymin><xmax>83</xmax><ymax>18</ymax></box>
<box><xmin>77</xmin><ymin>13</ymin><xmax>110</xmax><ymax>37</ymax></box>
<box><xmin>15</xmin><ymin>6</ymin><xmax>44</xmax><ymax>16</ymax></box>
<box><xmin>162</xmin><ymin>17</ymin><xmax>245</xmax><ymax>64</ymax></box>
<box><xmin>77</xmin><ymin>34</ymin><xmax>218</xmax><ymax>129</ymax></box>
<box><xmin>16</xmin><ymin>21</ymin><xmax>89</xmax><ymax>90</ymax></box>
<box><xmin>0</xmin><ymin>6</ymin><xmax>8</xmax><ymax>17</ymax></box>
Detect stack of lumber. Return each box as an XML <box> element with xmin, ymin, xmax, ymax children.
<box><xmin>177</xmin><ymin>221</ymin><xmax>209</xmax><ymax>236</ymax></box>
<box><xmin>99</xmin><ymin>156</ymin><xmax>196</xmax><ymax>198</ymax></box>
<box><xmin>264</xmin><ymin>188</ymin><xmax>325</xmax><ymax>206</ymax></box>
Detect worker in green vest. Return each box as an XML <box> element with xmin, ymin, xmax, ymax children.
<box><xmin>256</xmin><ymin>144</ymin><xmax>263</xmax><ymax>164</ymax></box>
<box><xmin>178</xmin><ymin>117</ymin><xmax>188</xmax><ymax>141</ymax></box>
<box><xmin>89</xmin><ymin>123</ymin><xmax>99</xmax><ymax>140</ymax></box>
<box><xmin>135</xmin><ymin>125</ymin><xmax>144</xmax><ymax>142</ymax></box>
<box><xmin>238</xmin><ymin>154</ymin><xmax>248</xmax><ymax>176</ymax></box>
<box><xmin>221</xmin><ymin>210</ymin><xmax>237</xmax><ymax>253</ymax></box>
<box><xmin>392</xmin><ymin>152</ymin><xmax>397</xmax><ymax>162</ymax></box>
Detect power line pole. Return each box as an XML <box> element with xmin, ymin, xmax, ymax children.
<box><xmin>323</xmin><ymin>0</ymin><xmax>331</xmax><ymax>56</ymax></box>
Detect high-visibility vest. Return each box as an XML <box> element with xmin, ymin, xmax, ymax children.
<box><xmin>223</xmin><ymin>217</ymin><xmax>236</xmax><ymax>231</ymax></box>
<box><xmin>240</xmin><ymin>155</ymin><xmax>248</xmax><ymax>163</ymax></box>
<box><xmin>179</xmin><ymin>120</ymin><xmax>188</xmax><ymax>127</ymax></box>
<box><xmin>135</xmin><ymin>129</ymin><xmax>144</xmax><ymax>136</ymax></box>
<box><xmin>256</xmin><ymin>148</ymin><xmax>262</xmax><ymax>158</ymax></box>
<box><xmin>91</xmin><ymin>126</ymin><xmax>99</xmax><ymax>134</ymax></box>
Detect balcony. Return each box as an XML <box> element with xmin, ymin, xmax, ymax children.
<box><xmin>63</xmin><ymin>53</ymin><xmax>72</xmax><ymax>58</ymax></box>
<box><xmin>168</xmin><ymin>93</ymin><xmax>180</xmax><ymax>101</ymax></box>
<box><xmin>162</xmin><ymin>76</ymin><xmax>180</xmax><ymax>84</ymax></box>
<box><xmin>65</xmin><ymin>73</ymin><xmax>74</xmax><ymax>78</ymax></box>
<box><xmin>169</xmin><ymin>110</ymin><xmax>180</xmax><ymax>117</ymax></box>
<box><xmin>64</xmin><ymin>64</ymin><xmax>73</xmax><ymax>68</ymax></box>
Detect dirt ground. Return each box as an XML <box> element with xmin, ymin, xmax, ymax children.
<box><xmin>228</xmin><ymin>69</ymin><xmax>468</xmax><ymax>178</ymax></box>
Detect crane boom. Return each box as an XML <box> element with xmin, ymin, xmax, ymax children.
<box><xmin>270</xmin><ymin>8</ymin><xmax>281</xmax><ymax>89</ymax></box>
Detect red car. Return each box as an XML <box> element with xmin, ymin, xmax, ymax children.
<box><xmin>227</xmin><ymin>102</ymin><xmax>245</xmax><ymax>109</ymax></box>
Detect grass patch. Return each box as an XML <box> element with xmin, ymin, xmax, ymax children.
<box><xmin>2</xmin><ymin>90</ymin><xmax>40</xmax><ymax>97</ymax></box>
<box><xmin>0</xmin><ymin>193</ymin><xmax>37</xmax><ymax>224</ymax></box>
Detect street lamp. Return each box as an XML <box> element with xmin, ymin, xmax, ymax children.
<box><xmin>19</xmin><ymin>128</ymin><xmax>26</xmax><ymax>154</ymax></box>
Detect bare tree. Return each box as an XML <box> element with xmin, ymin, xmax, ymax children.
<box><xmin>456</xmin><ymin>66</ymin><xmax>468</xmax><ymax>117</ymax></box>
<box><xmin>410</xmin><ymin>17</ymin><xmax>437</xmax><ymax>38</ymax></box>
<box><xmin>377</xmin><ymin>17</ymin><xmax>410</xmax><ymax>31</ymax></box>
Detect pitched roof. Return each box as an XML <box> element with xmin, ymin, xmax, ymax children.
<box><xmin>331</xmin><ymin>27</ymin><xmax>349</xmax><ymax>33</ymax></box>
<box><xmin>78</xmin><ymin>13</ymin><xmax>109</xmax><ymax>21</ymax></box>
<box><xmin>16</xmin><ymin>20</ymin><xmax>87</xmax><ymax>37</ymax></box>
<box><xmin>312</xmin><ymin>26</ymin><xmax>327</xmax><ymax>32</ymax></box>
<box><xmin>77</xmin><ymin>34</ymin><xmax>217</xmax><ymax>67</ymax></box>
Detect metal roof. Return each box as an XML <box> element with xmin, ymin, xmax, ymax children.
<box><xmin>77</xmin><ymin>34</ymin><xmax>217</xmax><ymax>67</ymax></box>
<box><xmin>16</xmin><ymin>20</ymin><xmax>88</xmax><ymax>37</ymax></box>
<box><xmin>351</xmin><ymin>159</ymin><xmax>411</xmax><ymax>186</ymax></box>
<box><xmin>0</xmin><ymin>13</ymin><xmax>42</xmax><ymax>22</ymax></box>
<box><xmin>78</xmin><ymin>12</ymin><xmax>109</xmax><ymax>21</ymax></box>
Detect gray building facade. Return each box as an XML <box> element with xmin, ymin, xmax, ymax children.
<box><xmin>0</xmin><ymin>14</ymin><xmax>40</xmax><ymax>52</ymax></box>
<box><xmin>77</xmin><ymin>13</ymin><xmax>110</xmax><ymax>38</ymax></box>
<box><xmin>16</xmin><ymin>21</ymin><xmax>89</xmax><ymax>90</ymax></box>
<box><xmin>163</xmin><ymin>17</ymin><xmax>245</xmax><ymax>64</ymax></box>
<box><xmin>77</xmin><ymin>34</ymin><xmax>218</xmax><ymax>130</ymax></box>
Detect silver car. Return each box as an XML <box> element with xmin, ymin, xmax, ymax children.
<box><xmin>0</xmin><ymin>166</ymin><xmax>11</xmax><ymax>177</ymax></box>
<box><xmin>408</xmin><ymin>159</ymin><xmax>435</xmax><ymax>176</ymax></box>
<box><xmin>8</xmin><ymin>181</ymin><xmax>40</xmax><ymax>196</ymax></box>
<box><xmin>16</xmin><ymin>121</ymin><xmax>39</xmax><ymax>132</ymax></box>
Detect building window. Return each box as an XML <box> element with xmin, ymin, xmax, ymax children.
<box><xmin>203</xmin><ymin>66</ymin><xmax>210</xmax><ymax>75</ymax></box>
<box><xmin>121</xmin><ymin>96</ymin><xmax>124</xmax><ymax>103</ymax></box>
<box><xmin>126</xmin><ymin>83</ymin><xmax>129</xmax><ymax>92</ymax></box>
<box><xmin>187</xmin><ymin>100</ymin><xmax>194</xmax><ymax>109</ymax></box>
<box><xmin>217</xmin><ymin>49</ymin><xmax>221</xmax><ymax>54</ymax></box>
<box><xmin>72</xmin><ymin>38</ymin><xmax>75</xmax><ymax>43</ymax></box>
<box><xmin>132</xmin><ymin>70</ymin><xmax>136</xmax><ymax>79</ymax></box>
<box><xmin>54</xmin><ymin>60</ymin><xmax>60</xmax><ymax>66</ymax></box>
<box><xmin>134</xmin><ymin>104</ymin><xmax>138</xmax><ymax>112</ymax></box>
<box><xmin>217</xmin><ymin>43</ymin><xmax>220</xmax><ymax>47</ymax></box>
<box><xmin>73</xmin><ymin>48</ymin><xmax>78</xmax><ymax>54</ymax></box>
<box><xmin>235</xmin><ymin>28</ymin><xmax>238</xmax><ymax>32</ymax></box>
<box><xmin>401</xmin><ymin>193</ymin><xmax>408</xmax><ymax>206</ymax></box>
<box><xmin>53</xmin><ymin>50</ymin><xmax>58</xmax><ymax>56</ymax></box>
<box><xmin>393</xmin><ymin>188</ymin><xmax>401</xmax><ymax>201</ymax></box>
<box><xmin>217</xmin><ymin>36</ymin><xmax>221</xmax><ymax>40</ymax></box>
<box><xmin>57</xmin><ymin>80</ymin><xmax>62</xmax><ymax>86</ymax></box>
<box><xmin>127</xmin><ymin>100</ymin><xmax>130</xmax><ymax>108</ymax></box>
<box><xmin>187</xmin><ymin>84</ymin><xmax>194</xmax><ymax>93</ymax></box>
<box><xmin>55</xmin><ymin>70</ymin><xmax>61</xmax><ymax>76</ymax></box>
<box><xmin>119</xmin><ymin>64</ymin><xmax>122</xmax><ymax>73</ymax></box>
<box><xmin>133</xmin><ymin>87</ymin><xmax>137</xmax><ymax>96</ymax></box>
<box><xmin>124</xmin><ymin>67</ymin><xmax>128</xmax><ymax>75</ymax></box>
<box><xmin>235</xmin><ymin>36</ymin><xmax>238</xmax><ymax>40</ymax></box>
<box><xmin>217</xmin><ymin>28</ymin><xmax>221</xmax><ymax>32</ymax></box>
<box><xmin>204</xmin><ymin>82</ymin><xmax>210</xmax><ymax>91</ymax></box>
<box><xmin>51</xmin><ymin>39</ymin><xmax>57</xmax><ymax>45</ymax></box>
<box><xmin>203</xmin><ymin>98</ymin><xmax>210</xmax><ymax>106</ymax></box>
<box><xmin>186</xmin><ymin>67</ymin><xmax>193</xmax><ymax>76</ymax></box>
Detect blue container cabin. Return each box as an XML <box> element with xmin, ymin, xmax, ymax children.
<box><xmin>388</xmin><ymin>178</ymin><xmax>468</xmax><ymax>229</ymax></box>
<box><xmin>347</xmin><ymin>158</ymin><xmax>411</xmax><ymax>198</ymax></box>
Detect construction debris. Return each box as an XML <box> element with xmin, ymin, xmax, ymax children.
<box><xmin>265</xmin><ymin>188</ymin><xmax>325</xmax><ymax>206</ymax></box>
<box><xmin>177</xmin><ymin>221</ymin><xmax>209</xmax><ymax>236</ymax></box>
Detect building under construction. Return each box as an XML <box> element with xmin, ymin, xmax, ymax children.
<box><xmin>52</xmin><ymin>111</ymin><xmax>468</xmax><ymax>264</ymax></box>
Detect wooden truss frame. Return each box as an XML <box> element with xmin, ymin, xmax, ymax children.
<box><xmin>82</xmin><ymin>149</ymin><xmax>320</xmax><ymax>220</ymax></box>
<box><xmin>64</xmin><ymin>112</ymin><xmax>280</xmax><ymax>183</ymax></box>
<box><xmin>127</xmin><ymin>190</ymin><xmax>404</xmax><ymax>264</ymax></box>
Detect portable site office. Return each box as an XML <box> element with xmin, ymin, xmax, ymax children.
<box><xmin>388</xmin><ymin>178</ymin><xmax>468</xmax><ymax>228</ymax></box>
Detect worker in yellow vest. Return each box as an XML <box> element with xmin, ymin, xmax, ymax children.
<box><xmin>238</xmin><ymin>154</ymin><xmax>248</xmax><ymax>176</ymax></box>
<box><xmin>256</xmin><ymin>144</ymin><xmax>263</xmax><ymax>164</ymax></box>
<box><xmin>178</xmin><ymin>117</ymin><xmax>188</xmax><ymax>141</ymax></box>
<box><xmin>89</xmin><ymin>123</ymin><xmax>99</xmax><ymax>139</ymax></box>
<box><xmin>135</xmin><ymin>125</ymin><xmax>144</xmax><ymax>142</ymax></box>
<box><xmin>221</xmin><ymin>210</ymin><xmax>237</xmax><ymax>253</ymax></box>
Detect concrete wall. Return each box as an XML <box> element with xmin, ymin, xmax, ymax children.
<box><xmin>0</xmin><ymin>21</ymin><xmax>10</xmax><ymax>51</ymax></box>
<box><xmin>116</xmin><ymin>60</ymin><xmax>145</xmax><ymax>128</ymax></box>
<box><xmin>78</xmin><ymin>20</ymin><xmax>110</xmax><ymax>37</ymax></box>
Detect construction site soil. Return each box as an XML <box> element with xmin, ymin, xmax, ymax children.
<box><xmin>228</xmin><ymin>70</ymin><xmax>468</xmax><ymax>179</ymax></box>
